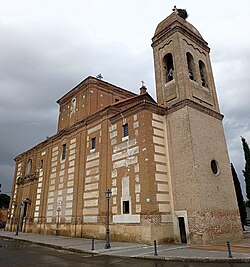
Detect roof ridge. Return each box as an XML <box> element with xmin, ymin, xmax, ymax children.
<box><xmin>57</xmin><ymin>76</ymin><xmax>137</xmax><ymax>104</ymax></box>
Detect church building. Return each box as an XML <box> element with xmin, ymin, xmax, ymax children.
<box><xmin>6</xmin><ymin>8</ymin><xmax>243</xmax><ymax>245</ymax></box>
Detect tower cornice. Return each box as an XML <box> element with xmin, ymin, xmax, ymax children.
<box><xmin>152</xmin><ymin>21</ymin><xmax>209</xmax><ymax>52</ymax></box>
<box><xmin>166</xmin><ymin>99</ymin><xmax>223</xmax><ymax>120</ymax></box>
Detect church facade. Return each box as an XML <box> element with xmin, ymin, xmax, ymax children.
<box><xmin>6</xmin><ymin>9</ymin><xmax>243</xmax><ymax>245</ymax></box>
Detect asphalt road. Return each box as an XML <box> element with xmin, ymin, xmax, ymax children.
<box><xmin>0</xmin><ymin>237</ymin><xmax>249</xmax><ymax>267</ymax></box>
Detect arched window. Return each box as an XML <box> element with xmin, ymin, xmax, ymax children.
<box><xmin>186</xmin><ymin>52</ymin><xmax>196</xmax><ymax>81</ymax></box>
<box><xmin>163</xmin><ymin>53</ymin><xmax>174</xmax><ymax>83</ymax></box>
<box><xmin>199</xmin><ymin>60</ymin><xmax>208</xmax><ymax>87</ymax></box>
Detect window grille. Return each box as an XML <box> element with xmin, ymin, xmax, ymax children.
<box><xmin>123</xmin><ymin>123</ymin><xmax>128</xmax><ymax>137</ymax></box>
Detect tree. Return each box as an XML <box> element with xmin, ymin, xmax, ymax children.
<box><xmin>231</xmin><ymin>163</ymin><xmax>247</xmax><ymax>228</ymax></box>
<box><xmin>241</xmin><ymin>136</ymin><xmax>250</xmax><ymax>207</ymax></box>
<box><xmin>0</xmin><ymin>194</ymin><xmax>10</xmax><ymax>209</ymax></box>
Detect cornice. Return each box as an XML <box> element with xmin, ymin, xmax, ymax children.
<box><xmin>16</xmin><ymin>172</ymin><xmax>39</xmax><ymax>186</ymax></box>
<box><xmin>152</xmin><ymin>22</ymin><xmax>209</xmax><ymax>52</ymax></box>
<box><xmin>57</xmin><ymin>76</ymin><xmax>136</xmax><ymax>105</ymax></box>
<box><xmin>166</xmin><ymin>99</ymin><xmax>224</xmax><ymax>120</ymax></box>
<box><xmin>109</xmin><ymin>100</ymin><xmax>165</xmax><ymax>123</ymax></box>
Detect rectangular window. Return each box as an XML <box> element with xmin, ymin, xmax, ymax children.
<box><xmin>123</xmin><ymin>200</ymin><xmax>130</xmax><ymax>214</ymax></box>
<box><xmin>40</xmin><ymin>159</ymin><xmax>43</xmax><ymax>170</ymax></box>
<box><xmin>61</xmin><ymin>144</ymin><xmax>66</xmax><ymax>160</ymax></box>
<box><xmin>122</xmin><ymin>123</ymin><xmax>128</xmax><ymax>137</ymax></box>
<box><xmin>91</xmin><ymin>137</ymin><xmax>96</xmax><ymax>150</ymax></box>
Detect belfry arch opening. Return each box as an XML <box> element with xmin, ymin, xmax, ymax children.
<box><xmin>163</xmin><ymin>53</ymin><xmax>174</xmax><ymax>83</ymax></box>
<box><xmin>199</xmin><ymin>60</ymin><xmax>208</xmax><ymax>87</ymax></box>
<box><xmin>186</xmin><ymin>52</ymin><xmax>196</xmax><ymax>81</ymax></box>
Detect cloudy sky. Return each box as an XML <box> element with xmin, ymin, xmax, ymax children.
<box><xmin>1</xmin><ymin>0</ymin><xmax>250</xmax><ymax>198</ymax></box>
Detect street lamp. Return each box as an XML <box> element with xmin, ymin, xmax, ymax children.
<box><xmin>56</xmin><ymin>206</ymin><xmax>61</xmax><ymax>234</ymax></box>
<box><xmin>105</xmin><ymin>189</ymin><xmax>112</xmax><ymax>249</ymax></box>
<box><xmin>15</xmin><ymin>202</ymin><xmax>23</xmax><ymax>236</ymax></box>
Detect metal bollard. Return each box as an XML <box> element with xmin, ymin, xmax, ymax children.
<box><xmin>154</xmin><ymin>240</ymin><xmax>158</xmax><ymax>256</ymax></box>
<box><xmin>226</xmin><ymin>241</ymin><xmax>233</xmax><ymax>258</ymax></box>
<box><xmin>91</xmin><ymin>238</ymin><xmax>95</xmax><ymax>251</ymax></box>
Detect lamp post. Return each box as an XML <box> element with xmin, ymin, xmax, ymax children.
<box><xmin>105</xmin><ymin>189</ymin><xmax>112</xmax><ymax>249</ymax></box>
<box><xmin>56</xmin><ymin>206</ymin><xmax>61</xmax><ymax>234</ymax></box>
<box><xmin>15</xmin><ymin>202</ymin><xmax>23</xmax><ymax>236</ymax></box>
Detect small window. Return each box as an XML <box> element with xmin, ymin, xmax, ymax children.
<box><xmin>211</xmin><ymin>160</ymin><xmax>219</xmax><ymax>175</ymax></box>
<box><xmin>91</xmin><ymin>137</ymin><xmax>96</xmax><ymax>150</ymax></box>
<box><xmin>122</xmin><ymin>123</ymin><xmax>128</xmax><ymax>137</ymax></box>
<box><xmin>115</xmin><ymin>98</ymin><xmax>120</xmax><ymax>102</ymax></box>
<box><xmin>61</xmin><ymin>144</ymin><xmax>66</xmax><ymax>160</ymax></box>
<box><xmin>163</xmin><ymin>53</ymin><xmax>174</xmax><ymax>83</ymax></box>
<box><xmin>123</xmin><ymin>201</ymin><xmax>130</xmax><ymax>214</ymax></box>
<box><xmin>199</xmin><ymin>60</ymin><xmax>208</xmax><ymax>87</ymax></box>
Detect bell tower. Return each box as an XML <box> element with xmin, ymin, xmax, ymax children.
<box><xmin>152</xmin><ymin>8</ymin><xmax>243</xmax><ymax>244</ymax></box>
<box><xmin>152</xmin><ymin>7</ymin><xmax>220</xmax><ymax>112</ymax></box>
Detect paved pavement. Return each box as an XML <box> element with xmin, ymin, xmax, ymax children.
<box><xmin>1</xmin><ymin>229</ymin><xmax>250</xmax><ymax>263</ymax></box>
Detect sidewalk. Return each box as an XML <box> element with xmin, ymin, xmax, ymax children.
<box><xmin>1</xmin><ymin>230</ymin><xmax>250</xmax><ymax>263</ymax></box>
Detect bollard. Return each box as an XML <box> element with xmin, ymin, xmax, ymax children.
<box><xmin>226</xmin><ymin>241</ymin><xmax>233</xmax><ymax>258</ymax></box>
<box><xmin>91</xmin><ymin>238</ymin><xmax>95</xmax><ymax>251</ymax></box>
<box><xmin>154</xmin><ymin>240</ymin><xmax>158</xmax><ymax>256</ymax></box>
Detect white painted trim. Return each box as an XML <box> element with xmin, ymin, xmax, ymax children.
<box><xmin>113</xmin><ymin>214</ymin><xmax>140</xmax><ymax>223</ymax></box>
<box><xmin>162</xmin><ymin>118</ymin><xmax>177</xmax><ymax>230</ymax></box>
<box><xmin>83</xmin><ymin>216</ymin><xmax>98</xmax><ymax>223</ymax></box>
<box><xmin>122</xmin><ymin>136</ymin><xmax>129</xmax><ymax>142</ymax></box>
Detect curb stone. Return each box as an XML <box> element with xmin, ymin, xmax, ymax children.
<box><xmin>135</xmin><ymin>255</ymin><xmax>250</xmax><ymax>263</ymax></box>
<box><xmin>1</xmin><ymin>234</ymin><xmax>250</xmax><ymax>263</ymax></box>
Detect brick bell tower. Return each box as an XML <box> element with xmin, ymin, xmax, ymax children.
<box><xmin>152</xmin><ymin>7</ymin><xmax>243</xmax><ymax>244</ymax></box>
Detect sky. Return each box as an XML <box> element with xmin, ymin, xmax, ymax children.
<box><xmin>0</xmin><ymin>0</ymin><xmax>250</xmax><ymax>198</ymax></box>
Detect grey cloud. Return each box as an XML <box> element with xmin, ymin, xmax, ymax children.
<box><xmin>0</xmin><ymin>18</ymin><xmax>155</xmax><ymax>195</ymax></box>
<box><xmin>0</xmin><ymin>164</ymin><xmax>14</xmax><ymax>195</ymax></box>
